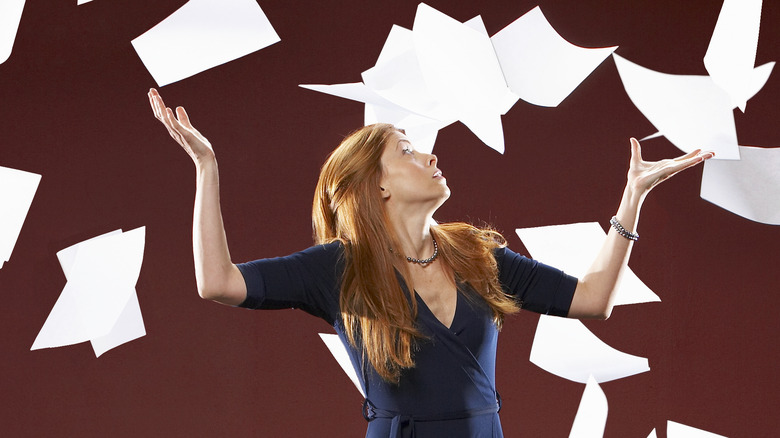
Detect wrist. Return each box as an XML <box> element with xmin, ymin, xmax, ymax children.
<box><xmin>613</xmin><ymin>184</ymin><xmax>644</xmax><ymax>232</ymax></box>
<box><xmin>195</xmin><ymin>154</ymin><xmax>218</xmax><ymax>172</ymax></box>
<box><xmin>621</xmin><ymin>183</ymin><xmax>646</xmax><ymax>209</ymax></box>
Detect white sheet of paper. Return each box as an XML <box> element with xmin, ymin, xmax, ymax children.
<box><xmin>667</xmin><ymin>420</ymin><xmax>728</xmax><ymax>438</ymax></box>
<box><xmin>463</xmin><ymin>15</ymin><xmax>489</xmax><ymax>36</ymax></box>
<box><xmin>131</xmin><ymin>0</ymin><xmax>280</xmax><ymax>87</ymax></box>
<box><xmin>700</xmin><ymin>145</ymin><xmax>780</xmax><ymax>225</ymax></box>
<box><xmin>647</xmin><ymin>429</ymin><xmax>658</xmax><ymax>438</ymax></box>
<box><xmin>89</xmin><ymin>290</ymin><xmax>145</xmax><ymax>357</ymax></box>
<box><xmin>704</xmin><ymin>0</ymin><xmax>774</xmax><ymax>112</ymax></box>
<box><xmin>319</xmin><ymin>333</ymin><xmax>365</xmax><ymax>397</ymax></box>
<box><xmin>364</xmin><ymin>103</ymin><xmax>448</xmax><ymax>154</ymax></box>
<box><xmin>569</xmin><ymin>375</ymin><xmax>608</xmax><ymax>438</ymax></box>
<box><xmin>0</xmin><ymin>166</ymin><xmax>41</xmax><ymax>268</ymax></box>
<box><xmin>0</xmin><ymin>0</ymin><xmax>25</xmax><ymax>64</ymax></box>
<box><xmin>530</xmin><ymin>315</ymin><xmax>650</xmax><ymax>383</ymax></box>
<box><xmin>376</xmin><ymin>24</ymin><xmax>416</xmax><ymax>67</ymax></box>
<box><xmin>412</xmin><ymin>3</ymin><xmax>519</xmax><ymax>153</ymax></box>
<box><xmin>362</xmin><ymin>21</ymin><xmax>458</xmax><ymax>151</ymax></box>
<box><xmin>304</xmin><ymin>5</ymin><xmax>519</xmax><ymax>153</ymax></box>
<box><xmin>78</xmin><ymin>0</ymin><xmax>94</xmax><ymax>5</ymax></box>
<box><xmin>31</xmin><ymin>228</ymin><xmax>146</xmax><ymax>357</ymax></box>
<box><xmin>491</xmin><ymin>7</ymin><xmax>617</xmax><ymax>108</ymax></box>
<box><xmin>362</xmin><ymin>36</ymin><xmax>454</xmax><ymax>124</ymax></box>
<box><xmin>516</xmin><ymin>223</ymin><xmax>660</xmax><ymax>305</ymax></box>
<box><xmin>302</xmin><ymin>3</ymin><xmax>613</xmax><ymax>153</ymax></box>
<box><xmin>612</xmin><ymin>53</ymin><xmax>741</xmax><ymax>160</ymax></box>
<box><xmin>298</xmin><ymin>83</ymin><xmax>398</xmax><ymax>108</ymax></box>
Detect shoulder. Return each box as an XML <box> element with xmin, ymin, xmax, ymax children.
<box><xmin>298</xmin><ymin>240</ymin><xmax>344</xmax><ymax>259</ymax></box>
<box><xmin>236</xmin><ymin>240</ymin><xmax>345</xmax><ymax>278</ymax></box>
<box><xmin>493</xmin><ymin>245</ymin><xmax>534</xmax><ymax>272</ymax></box>
<box><xmin>278</xmin><ymin>240</ymin><xmax>346</xmax><ymax>275</ymax></box>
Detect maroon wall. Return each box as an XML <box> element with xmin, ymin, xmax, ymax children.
<box><xmin>2</xmin><ymin>1</ymin><xmax>778</xmax><ymax>436</ymax></box>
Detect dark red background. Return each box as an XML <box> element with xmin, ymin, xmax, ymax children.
<box><xmin>2</xmin><ymin>1</ymin><xmax>778</xmax><ymax>436</ymax></box>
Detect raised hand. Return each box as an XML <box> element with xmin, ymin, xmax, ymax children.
<box><xmin>626</xmin><ymin>137</ymin><xmax>714</xmax><ymax>195</ymax></box>
<box><xmin>569</xmin><ymin>138</ymin><xmax>714</xmax><ymax>320</ymax></box>
<box><xmin>148</xmin><ymin>88</ymin><xmax>215</xmax><ymax>165</ymax></box>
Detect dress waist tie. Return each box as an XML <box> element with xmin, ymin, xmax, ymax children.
<box><xmin>362</xmin><ymin>393</ymin><xmax>502</xmax><ymax>438</ymax></box>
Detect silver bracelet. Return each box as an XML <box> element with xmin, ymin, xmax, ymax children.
<box><xmin>610</xmin><ymin>216</ymin><xmax>639</xmax><ymax>241</ymax></box>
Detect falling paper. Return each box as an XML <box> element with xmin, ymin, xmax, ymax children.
<box><xmin>132</xmin><ymin>0</ymin><xmax>280</xmax><ymax>87</ymax></box>
<box><xmin>299</xmin><ymin>82</ymin><xmax>448</xmax><ymax>154</ymax></box>
<box><xmin>491</xmin><ymin>7</ymin><xmax>617</xmax><ymax>107</ymax></box>
<box><xmin>704</xmin><ymin>0</ymin><xmax>774</xmax><ymax>112</ymax></box>
<box><xmin>613</xmin><ymin>53</ymin><xmax>741</xmax><ymax>160</ymax></box>
<box><xmin>299</xmin><ymin>83</ymin><xmax>399</xmax><ymax>108</ymax></box>
<box><xmin>364</xmin><ymin>103</ymin><xmax>447</xmax><ymax>154</ymax></box>
<box><xmin>516</xmin><ymin>223</ymin><xmax>660</xmax><ymax>306</ymax></box>
<box><xmin>700</xmin><ymin>145</ymin><xmax>780</xmax><ymax>225</ymax></box>
<box><xmin>359</xmin><ymin>18</ymin><xmax>462</xmax><ymax>137</ymax></box>
<box><xmin>530</xmin><ymin>315</ymin><xmax>650</xmax><ymax>383</ymax></box>
<box><xmin>411</xmin><ymin>3</ymin><xmax>519</xmax><ymax>152</ymax></box>
<box><xmin>569</xmin><ymin>375</ymin><xmax>608</xmax><ymax>438</ymax></box>
<box><xmin>0</xmin><ymin>0</ymin><xmax>25</xmax><ymax>64</ymax></box>
<box><xmin>319</xmin><ymin>333</ymin><xmax>364</xmax><ymax>397</ymax></box>
<box><xmin>302</xmin><ymin>3</ymin><xmax>614</xmax><ymax>153</ymax></box>
<box><xmin>667</xmin><ymin>420</ymin><xmax>728</xmax><ymax>438</ymax></box>
<box><xmin>31</xmin><ymin>228</ymin><xmax>146</xmax><ymax>357</ymax></box>
<box><xmin>77</xmin><ymin>0</ymin><xmax>94</xmax><ymax>5</ymax></box>
<box><xmin>0</xmin><ymin>166</ymin><xmax>41</xmax><ymax>269</ymax></box>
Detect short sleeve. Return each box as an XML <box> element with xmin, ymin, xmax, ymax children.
<box><xmin>494</xmin><ymin>246</ymin><xmax>578</xmax><ymax>317</ymax></box>
<box><xmin>235</xmin><ymin>241</ymin><xmax>344</xmax><ymax>325</ymax></box>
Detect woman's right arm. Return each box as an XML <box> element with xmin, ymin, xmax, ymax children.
<box><xmin>149</xmin><ymin>88</ymin><xmax>247</xmax><ymax>305</ymax></box>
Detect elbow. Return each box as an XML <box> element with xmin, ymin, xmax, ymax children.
<box><xmin>573</xmin><ymin>303</ymin><xmax>613</xmax><ymax>320</ymax></box>
<box><xmin>196</xmin><ymin>280</ymin><xmax>227</xmax><ymax>302</ymax></box>
<box><xmin>595</xmin><ymin>308</ymin><xmax>612</xmax><ymax>320</ymax></box>
<box><xmin>593</xmin><ymin>302</ymin><xmax>614</xmax><ymax>320</ymax></box>
<box><xmin>197</xmin><ymin>286</ymin><xmax>218</xmax><ymax>301</ymax></box>
<box><xmin>198</xmin><ymin>286</ymin><xmax>241</xmax><ymax>305</ymax></box>
<box><xmin>195</xmin><ymin>270</ymin><xmax>246</xmax><ymax>306</ymax></box>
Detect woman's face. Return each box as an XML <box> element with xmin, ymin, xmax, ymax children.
<box><xmin>378</xmin><ymin>131</ymin><xmax>450</xmax><ymax>213</ymax></box>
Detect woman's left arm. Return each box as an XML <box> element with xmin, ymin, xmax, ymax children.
<box><xmin>567</xmin><ymin>138</ymin><xmax>713</xmax><ymax>320</ymax></box>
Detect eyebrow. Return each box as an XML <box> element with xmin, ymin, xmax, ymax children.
<box><xmin>396</xmin><ymin>139</ymin><xmax>412</xmax><ymax>149</ymax></box>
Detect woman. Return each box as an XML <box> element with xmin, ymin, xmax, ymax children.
<box><xmin>148</xmin><ymin>88</ymin><xmax>712</xmax><ymax>437</ymax></box>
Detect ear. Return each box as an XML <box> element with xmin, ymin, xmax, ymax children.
<box><xmin>380</xmin><ymin>186</ymin><xmax>390</xmax><ymax>199</ymax></box>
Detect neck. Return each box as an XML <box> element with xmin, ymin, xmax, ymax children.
<box><xmin>386</xmin><ymin>205</ymin><xmax>436</xmax><ymax>261</ymax></box>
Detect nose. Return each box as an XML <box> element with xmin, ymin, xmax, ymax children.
<box><xmin>428</xmin><ymin>153</ymin><xmax>438</xmax><ymax>167</ymax></box>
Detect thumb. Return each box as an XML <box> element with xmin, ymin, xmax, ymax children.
<box><xmin>630</xmin><ymin>137</ymin><xmax>642</xmax><ymax>165</ymax></box>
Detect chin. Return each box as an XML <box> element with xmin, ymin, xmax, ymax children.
<box><xmin>438</xmin><ymin>187</ymin><xmax>451</xmax><ymax>204</ymax></box>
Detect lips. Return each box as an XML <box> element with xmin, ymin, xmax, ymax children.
<box><xmin>433</xmin><ymin>169</ymin><xmax>443</xmax><ymax>178</ymax></box>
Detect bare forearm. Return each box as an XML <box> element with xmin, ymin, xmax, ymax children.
<box><xmin>569</xmin><ymin>185</ymin><xmax>644</xmax><ymax>319</ymax></box>
<box><xmin>192</xmin><ymin>158</ymin><xmax>246</xmax><ymax>304</ymax></box>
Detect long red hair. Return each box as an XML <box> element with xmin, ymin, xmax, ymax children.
<box><xmin>312</xmin><ymin>124</ymin><xmax>519</xmax><ymax>383</ymax></box>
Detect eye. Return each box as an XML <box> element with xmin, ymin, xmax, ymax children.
<box><xmin>402</xmin><ymin>147</ymin><xmax>414</xmax><ymax>155</ymax></box>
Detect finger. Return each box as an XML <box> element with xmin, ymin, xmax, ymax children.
<box><xmin>153</xmin><ymin>92</ymin><xmax>175</xmax><ymax>125</ymax></box>
<box><xmin>148</xmin><ymin>90</ymin><xmax>157</xmax><ymax>116</ymax></box>
<box><xmin>151</xmin><ymin>94</ymin><xmax>167</xmax><ymax>121</ymax></box>
<box><xmin>148</xmin><ymin>91</ymin><xmax>161</xmax><ymax>119</ymax></box>
<box><xmin>164</xmin><ymin>107</ymin><xmax>185</xmax><ymax>139</ymax></box>
<box><xmin>660</xmin><ymin>152</ymin><xmax>710</xmax><ymax>178</ymax></box>
<box><xmin>673</xmin><ymin>148</ymin><xmax>702</xmax><ymax>162</ymax></box>
<box><xmin>165</xmin><ymin>107</ymin><xmax>180</xmax><ymax>127</ymax></box>
<box><xmin>176</xmin><ymin>106</ymin><xmax>192</xmax><ymax>129</ymax></box>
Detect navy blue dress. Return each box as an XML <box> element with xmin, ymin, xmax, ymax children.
<box><xmin>236</xmin><ymin>241</ymin><xmax>577</xmax><ymax>437</ymax></box>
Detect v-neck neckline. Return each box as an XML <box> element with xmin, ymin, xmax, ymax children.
<box><xmin>416</xmin><ymin>289</ymin><xmax>460</xmax><ymax>331</ymax></box>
